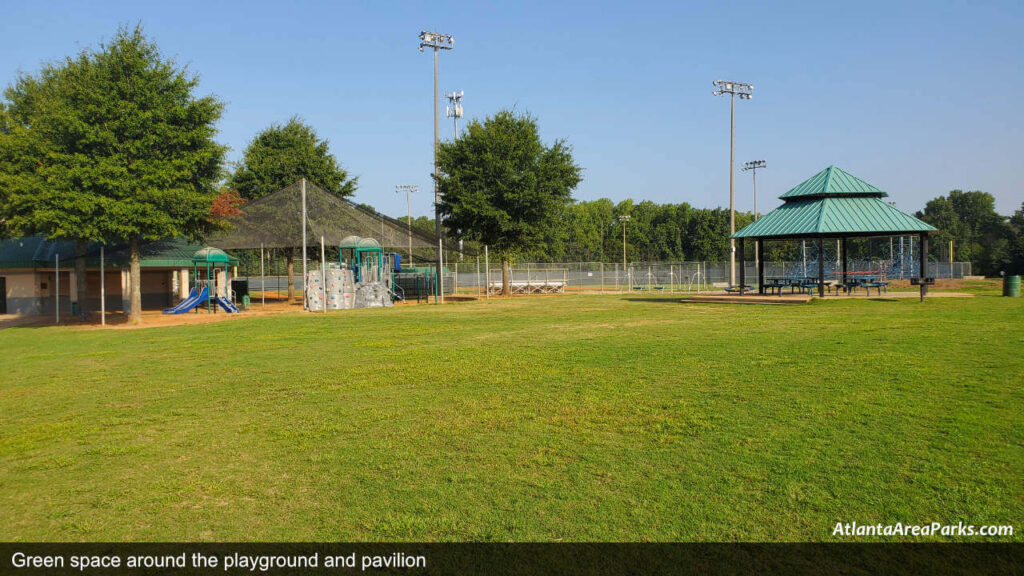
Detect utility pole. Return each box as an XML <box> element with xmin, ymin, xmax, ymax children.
<box><xmin>445</xmin><ymin>90</ymin><xmax>464</xmax><ymax>139</ymax></box>
<box><xmin>713</xmin><ymin>80</ymin><xmax>753</xmax><ymax>286</ymax></box>
<box><xmin>619</xmin><ymin>215</ymin><xmax>630</xmax><ymax>290</ymax></box>
<box><xmin>742</xmin><ymin>160</ymin><xmax>766</xmax><ymax>221</ymax></box>
<box><xmin>396</xmin><ymin>185</ymin><xmax>418</xmax><ymax>266</ymax></box>
<box><xmin>419</xmin><ymin>31</ymin><xmax>454</xmax><ymax>243</ymax></box>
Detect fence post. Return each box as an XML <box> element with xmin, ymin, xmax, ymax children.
<box><xmin>600</xmin><ymin>262</ymin><xmax>604</xmax><ymax>293</ymax></box>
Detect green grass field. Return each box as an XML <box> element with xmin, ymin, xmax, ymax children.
<box><xmin>1</xmin><ymin>291</ymin><xmax>1022</xmax><ymax>542</ymax></box>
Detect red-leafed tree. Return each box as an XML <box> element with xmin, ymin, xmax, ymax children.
<box><xmin>210</xmin><ymin>188</ymin><xmax>246</xmax><ymax>222</ymax></box>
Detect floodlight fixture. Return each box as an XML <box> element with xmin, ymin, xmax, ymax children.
<box><xmin>713</xmin><ymin>80</ymin><xmax>754</xmax><ymax>99</ymax></box>
<box><xmin>419</xmin><ymin>31</ymin><xmax>454</xmax><ymax>52</ymax></box>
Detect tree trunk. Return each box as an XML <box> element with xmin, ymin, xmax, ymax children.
<box><xmin>129</xmin><ymin>236</ymin><xmax>142</xmax><ymax>325</ymax></box>
<box><xmin>502</xmin><ymin>258</ymin><xmax>511</xmax><ymax>296</ymax></box>
<box><xmin>75</xmin><ymin>238</ymin><xmax>88</xmax><ymax>315</ymax></box>
<box><xmin>286</xmin><ymin>250</ymin><xmax>295</xmax><ymax>302</ymax></box>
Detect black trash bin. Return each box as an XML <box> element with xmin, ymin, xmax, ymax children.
<box><xmin>231</xmin><ymin>279</ymin><xmax>249</xmax><ymax>299</ymax></box>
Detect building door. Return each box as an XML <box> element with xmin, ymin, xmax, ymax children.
<box><xmin>0</xmin><ymin>277</ymin><xmax>6</xmax><ymax>314</ymax></box>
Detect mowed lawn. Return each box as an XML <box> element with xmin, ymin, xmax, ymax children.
<box><xmin>1</xmin><ymin>293</ymin><xmax>1021</xmax><ymax>542</ymax></box>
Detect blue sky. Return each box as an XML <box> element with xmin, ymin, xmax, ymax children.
<box><xmin>2</xmin><ymin>0</ymin><xmax>1022</xmax><ymax>217</ymax></box>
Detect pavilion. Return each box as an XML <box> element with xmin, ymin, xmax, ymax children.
<box><xmin>732</xmin><ymin>166</ymin><xmax>937</xmax><ymax>297</ymax></box>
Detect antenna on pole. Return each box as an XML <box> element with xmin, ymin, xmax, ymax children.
<box><xmin>445</xmin><ymin>90</ymin><xmax>464</xmax><ymax>138</ymax></box>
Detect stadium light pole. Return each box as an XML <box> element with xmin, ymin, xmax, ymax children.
<box><xmin>742</xmin><ymin>160</ymin><xmax>766</xmax><ymax>221</ymax></box>
<box><xmin>396</xmin><ymin>185</ymin><xmax>418</xmax><ymax>266</ymax></box>
<box><xmin>445</xmin><ymin>90</ymin><xmax>464</xmax><ymax>139</ymax></box>
<box><xmin>419</xmin><ymin>31</ymin><xmax>454</xmax><ymax>243</ymax></box>
<box><xmin>713</xmin><ymin>80</ymin><xmax>753</xmax><ymax>286</ymax></box>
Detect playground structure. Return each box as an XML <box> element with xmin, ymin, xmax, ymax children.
<box><xmin>163</xmin><ymin>247</ymin><xmax>240</xmax><ymax>314</ymax></box>
<box><xmin>209</xmin><ymin>179</ymin><xmax>463</xmax><ymax>308</ymax></box>
<box><xmin>305</xmin><ymin>236</ymin><xmax>397</xmax><ymax>310</ymax></box>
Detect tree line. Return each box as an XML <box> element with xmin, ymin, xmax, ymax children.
<box><xmin>407</xmin><ymin>192</ymin><xmax>1024</xmax><ymax>277</ymax></box>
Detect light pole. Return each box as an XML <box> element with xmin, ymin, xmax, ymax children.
<box><xmin>743</xmin><ymin>160</ymin><xmax>766</xmax><ymax>275</ymax></box>
<box><xmin>742</xmin><ymin>160</ymin><xmax>766</xmax><ymax>221</ymax></box>
<box><xmin>445</xmin><ymin>90</ymin><xmax>464</xmax><ymax>138</ymax></box>
<box><xmin>396</xmin><ymin>185</ymin><xmax>418</xmax><ymax>266</ymax></box>
<box><xmin>619</xmin><ymin>215</ymin><xmax>630</xmax><ymax>290</ymax></box>
<box><xmin>419</xmin><ymin>31</ymin><xmax>454</xmax><ymax>243</ymax></box>
<box><xmin>713</xmin><ymin>80</ymin><xmax>753</xmax><ymax>286</ymax></box>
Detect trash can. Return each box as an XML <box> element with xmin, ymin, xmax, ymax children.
<box><xmin>1004</xmin><ymin>275</ymin><xmax>1021</xmax><ymax>297</ymax></box>
<box><xmin>231</xmin><ymin>279</ymin><xmax>249</xmax><ymax>299</ymax></box>
<box><xmin>242</xmin><ymin>294</ymin><xmax>251</xmax><ymax>309</ymax></box>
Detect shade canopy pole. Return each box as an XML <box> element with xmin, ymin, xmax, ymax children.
<box><xmin>301</xmin><ymin>178</ymin><xmax>307</xmax><ymax>311</ymax></box>
<box><xmin>841</xmin><ymin>237</ymin><xmax>848</xmax><ymax>286</ymax></box>
<box><xmin>818</xmin><ymin>237</ymin><xmax>825</xmax><ymax>297</ymax></box>
<box><xmin>738</xmin><ymin>238</ymin><xmax>745</xmax><ymax>293</ymax></box>
<box><xmin>919</xmin><ymin>232</ymin><xmax>929</xmax><ymax>302</ymax></box>
<box><xmin>757</xmin><ymin>240</ymin><xmax>764</xmax><ymax>295</ymax></box>
<box><xmin>321</xmin><ymin>236</ymin><xmax>327</xmax><ymax>314</ymax></box>
<box><xmin>55</xmin><ymin>253</ymin><xmax>60</xmax><ymax>324</ymax></box>
<box><xmin>100</xmin><ymin>245</ymin><xmax>106</xmax><ymax>326</ymax></box>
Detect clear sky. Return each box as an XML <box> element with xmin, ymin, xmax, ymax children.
<box><xmin>2</xmin><ymin>0</ymin><xmax>1022</xmax><ymax>218</ymax></box>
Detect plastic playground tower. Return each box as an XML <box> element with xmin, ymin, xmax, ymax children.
<box><xmin>163</xmin><ymin>247</ymin><xmax>240</xmax><ymax>314</ymax></box>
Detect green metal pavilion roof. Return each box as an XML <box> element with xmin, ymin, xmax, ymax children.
<box><xmin>733</xmin><ymin>166</ymin><xmax>936</xmax><ymax>239</ymax></box>
<box><xmin>778</xmin><ymin>165</ymin><xmax>887</xmax><ymax>199</ymax></box>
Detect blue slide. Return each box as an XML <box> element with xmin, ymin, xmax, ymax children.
<box><xmin>213</xmin><ymin>296</ymin><xmax>240</xmax><ymax>313</ymax></box>
<box><xmin>163</xmin><ymin>286</ymin><xmax>209</xmax><ymax>314</ymax></box>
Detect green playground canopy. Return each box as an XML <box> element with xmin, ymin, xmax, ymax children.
<box><xmin>733</xmin><ymin>165</ymin><xmax>936</xmax><ymax>240</ymax></box>
<box><xmin>192</xmin><ymin>246</ymin><xmax>235</xmax><ymax>264</ymax></box>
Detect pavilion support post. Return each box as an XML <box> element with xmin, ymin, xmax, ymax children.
<box><xmin>841</xmin><ymin>237</ymin><xmax>848</xmax><ymax>286</ymax></box>
<box><xmin>738</xmin><ymin>238</ymin><xmax>745</xmax><ymax>294</ymax></box>
<box><xmin>919</xmin><ymin>232</ymin><xmax>929</xmax><ymax>302</ymax></box>
<box><xmin>757</xmin><ymin>240</ymin><xmax>764</xmax><ymax>294</ymax></box>
<box><xmin>817</xmin><ymin>236</ymin><xmax>825</xmax><ymax>297</ymax></box>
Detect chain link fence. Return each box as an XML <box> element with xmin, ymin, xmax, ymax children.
<box><xmin>444</xmin><ymin>260</ymin><xmax>973</xmax><ymax>295</ymax></box>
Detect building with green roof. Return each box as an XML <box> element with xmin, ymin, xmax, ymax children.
<box><xmin>0</xmin><ymin>236</ymin><xmax>235</xmax><ymax>315</ymax></box>
<box><xmin>732</xmin><ymin>166</ymin><xmax>937</xmax><ymax>297</ymax></box>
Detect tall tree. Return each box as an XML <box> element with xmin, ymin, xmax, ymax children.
<box><xmin>1009</xmin><ymin>203</ymin><xmax>1024</xmax><ymax>275</ymax></box>
<box><xmin>228</xmin><ymin>118</ymin><xmax>357</xmax><ymax>300</ymax></box>
<box><xmin>0</xmin><ymin>25</ymin><xmax>225</xmax><ymax>324</ymax></box>
<box><xmin>436</xmin><ymin>110</ymin><xmax>582</xmax><ymax>294</ymax></box>
<box><xmin>919</xmin><ymin>190</ymin><xmax>1009</xmax><ymax>275</ymax></box>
